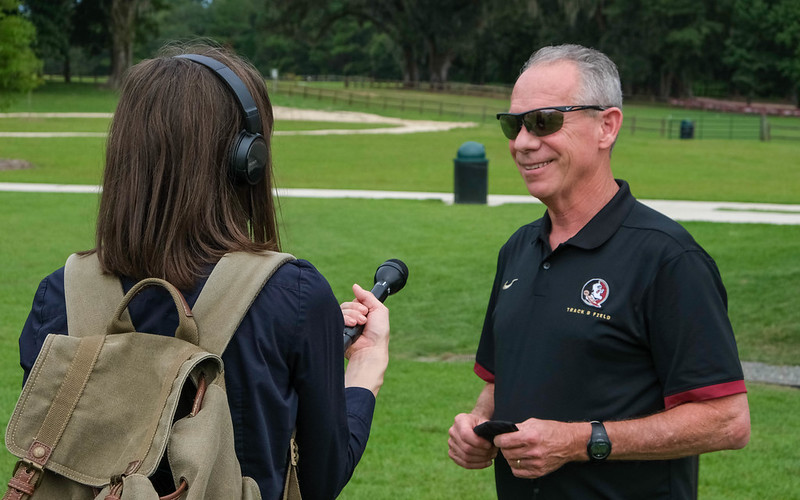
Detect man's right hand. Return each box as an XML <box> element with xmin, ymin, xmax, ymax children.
<box><xmin>448</xmin><ymin>412</ymin><xmax>497</xmax><ymax>469</ymax></box>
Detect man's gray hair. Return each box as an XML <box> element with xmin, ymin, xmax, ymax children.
<box><xmin>522</xmin><ymin>44</ymin><xmax>623</xmax><ymax>109</ymax></box>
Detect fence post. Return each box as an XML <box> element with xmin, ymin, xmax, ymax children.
<box><xmin>760</xmin><ymin>114</ymin><xmax>769</xmax><ymax>141</ymax></box>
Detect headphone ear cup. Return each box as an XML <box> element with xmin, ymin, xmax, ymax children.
<box><xmin>229</xmin><ymin>131</ymin><xmax>268</xmax><ymax>185</ymax></box>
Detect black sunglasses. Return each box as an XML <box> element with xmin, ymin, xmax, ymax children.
<box><xmin>496</xmin><ymin>105</ymin><xmax>609</xmax><ymax>140</ymax></box>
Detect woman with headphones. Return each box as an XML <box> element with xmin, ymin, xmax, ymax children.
<box><xmin>16</xmin><ymin>43</ymin><xmax>390</xmax><ymax>499</ymax></box>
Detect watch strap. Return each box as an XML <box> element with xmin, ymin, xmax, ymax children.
<box><xmin>587</xmin><ymin>420</ymin><xmax>612</xmax><ymax>461</ymax></box>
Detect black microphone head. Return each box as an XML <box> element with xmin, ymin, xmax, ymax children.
<box><xmin>373</xmin><ymin>258</ymin><xmax>408</xmax><ymax>295</ymax></box>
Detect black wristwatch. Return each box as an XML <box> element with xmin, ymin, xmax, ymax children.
<box><xmin>587</xmin><ymin>421</ymin><xmax>612</xmax><ymax>462</ymax></box>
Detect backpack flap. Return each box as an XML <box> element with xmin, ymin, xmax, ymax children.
<box><xmin>6</xmin><ymin>332</ymin><xmax>221</xmax><ymax>487</ymax></box>
<box><xmin>5</xmin><ymin>279</ymin><xmax>223</xmax><ymax>489</ymax></box>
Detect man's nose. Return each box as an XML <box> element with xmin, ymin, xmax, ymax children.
<box><xmin>511</xmin><ymin>125</ymin><xmax>543</xmax><ymax>151</ymax></box>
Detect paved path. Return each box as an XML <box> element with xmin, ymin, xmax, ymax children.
<box><xmin>742</xmin><ymin>362</ymin><xmax>800</xmax><ymax>388</ymax></box>
<box><xmin>2</xmin><ymin>183</ymin><xmax>800</xmax><ymax>226</ymax></box>
<box><xmin>275</xmin><ymin>188</ymin><xmax>800</xmax><ymax>225</ymax></box>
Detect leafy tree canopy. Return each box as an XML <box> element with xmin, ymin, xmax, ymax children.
<box><xmin>0</xmin><ymin>0</ymin><xmax>42</xmax><ymax>109</ymax></box>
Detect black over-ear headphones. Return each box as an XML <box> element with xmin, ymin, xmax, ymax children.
<box><xmin>175</xmin><ymin>54</ymin><xmax>268</xmax><ymax>185</ymax></box>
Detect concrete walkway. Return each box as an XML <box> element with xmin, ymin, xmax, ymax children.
<box><xmin>2</xmin><ymin>183</ymin><xmax>800</xmax><ymax>226</ymax></box>
<box><xmin>742</xmin><ymin>362</ymin><xmax>800</xmax><ymax>388</ymax></box>
<box><xmin>275</xmin><ymin>188</ymin><xmax>800</xmax><ymax>225</ymax></box>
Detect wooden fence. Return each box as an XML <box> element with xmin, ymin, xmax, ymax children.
<box><xmin>273</xmin><ymin>82</ymin><xmax>800</xmax><ymax>142</ymax></box>
<box><xmin>274</xmin><ymin>81</ymin><xmax>499</xmax><ymax>121</ymax></box>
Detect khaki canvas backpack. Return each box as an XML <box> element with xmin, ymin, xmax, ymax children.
<box><xmin>4</xmin><ymin>251</ymin><xmax>301</xmax><ymax>500</ymax></box>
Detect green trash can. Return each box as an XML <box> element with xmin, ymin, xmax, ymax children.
<box><xmin>454</xmin><ymin>141</ymin><xmax>488</xmax><ymax>204</ymax></box>
<box><xmin>679</xmin><ymin>119</ymin><xmax>695</xmax><ymax>139</ymax></box>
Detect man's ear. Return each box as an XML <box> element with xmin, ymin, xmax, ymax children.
<box><xmin>598</xmin><ymin>107</ymin><xmax>623</xmax><ymax>150</ymax></box>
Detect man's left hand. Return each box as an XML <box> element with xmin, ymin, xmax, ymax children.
<box><xmin>494</xmin><ymin>418</ymin><xmax>590</xmax><ymax>479</ymax></box>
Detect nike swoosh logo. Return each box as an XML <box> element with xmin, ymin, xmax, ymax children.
<box><xmin>502</xmin><ymin>279</ymin><xmax>518</xmax><ymax>290</ymax></box>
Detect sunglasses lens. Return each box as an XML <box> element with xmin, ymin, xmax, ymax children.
<box><xmin>499</xmin><ymin>115</ymin><xmax>521</xmax><ymax>140</ymax></box>
<box><xmin>498</xmin><ymin>110</ymin><xmax>567</xmax><ymax>139</ymax></box>
<box><xmin>523</xmin><ymin>110</ymin><xmax>564</xmax><ymax>137</ymax></box>
<box><xmin>498</xmin><ymin>109</ymin><xmax>571</xmax><ymax>139</ymax></box>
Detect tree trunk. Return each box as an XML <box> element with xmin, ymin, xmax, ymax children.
<box><xmin>426</xmin><ymin>40</ymin><xmax>453</xmax><ymax>90</ymax></box>
<box><xmin>63</xmin><ymin>56</ymin><xmax>71</xmax><ymax>84</ymax></box>
<box><xmin>108</xmin><ymin>0</ymin><xmax>144</xmax><ymax>89</ymax></box>
<box><xmin>401</xmin><ymin>46</ymin><xmax>419</xmax><ymax>88</ymax></box>
<box><xmin>659</xmin><ymin>70</ymin><xmax>674</xmax><ymax>100</ymax></box>
<box><xmin>62</xmin><ymin>45</ymin><xmax>72</xmax><ymax>83</ymax></box>
<box><xmin>429</xmin><ymin>54</ymin><xmax>453</xmax><ymax>91</ymax></box>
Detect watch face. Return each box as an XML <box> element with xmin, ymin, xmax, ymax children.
<box><xmin>590</xmin><ymin>441</ymin><xmax>611</xmax><ymax>459</ymax></box>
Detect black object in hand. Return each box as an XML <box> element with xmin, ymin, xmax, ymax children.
<box><xmin>473</xmin><ymin>420</ymin><xmax>519</xmax><ymax>442</ymax></box>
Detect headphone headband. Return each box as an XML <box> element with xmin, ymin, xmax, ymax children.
<box><xmin>174</xmin><ymin>53</ymin><xmax>268</xmax><ymax>185</ymax></box>
<box><xmin>174</xmin><ymin>53</ymin><xmax>262</xmax><ymax>135</ymax></box>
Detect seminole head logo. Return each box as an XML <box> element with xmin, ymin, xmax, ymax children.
<box><xmin>581</xmin><ymin>278</ymin><xmax>609</xmax><ymax>308</ymax></box>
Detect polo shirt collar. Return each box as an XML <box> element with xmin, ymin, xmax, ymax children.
<box><xmin>538</xmin><ymin>179</ymin><xmax>635</xmax><ymax>250</ymax></box>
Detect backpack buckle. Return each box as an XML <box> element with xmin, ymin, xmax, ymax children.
<box><xmin>13</xmin><ymin>459</ymin><xmax>44</xmax><ymax>482</ymax></box>
<box><xmin>8</xmin><ymin>459</ymin><xmax>45</xmax><ymax>495</ymax></box>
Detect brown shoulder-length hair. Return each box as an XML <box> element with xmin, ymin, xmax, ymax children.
<box><xmin>92</xmin><ymin>43</ymin><xmax>280</xmax><ymax>289</ymax></box>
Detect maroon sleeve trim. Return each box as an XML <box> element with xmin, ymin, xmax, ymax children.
<box><xmin>474</xmin><ymin>362</ymin><xmax>495</xmax><ymax>383</ymax></box>
<box><xmin>664</xmin><ymin>380</ymin><xmax>747</xmax><ymax>410</ymax></box>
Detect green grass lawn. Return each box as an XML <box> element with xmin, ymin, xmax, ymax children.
<box><xmin>0</xmin><ymin>117</ymin><xmax>110</xmax><ymax>133</ymax></box>
<box><xmin>6</xmin><ymin>81</ymin><xmax>119</xmax><ymax>113</ymax></box>
<box><xmin>1</xmin><ymin>81</ymin><xmax>799</xmax><ymax>498</ymax></box>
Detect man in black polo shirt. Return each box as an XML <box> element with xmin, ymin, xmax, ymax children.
<box><xmin>447</xmin><ymin>44</ymin><xmax>750</xmax><ymax>499</ymax></box>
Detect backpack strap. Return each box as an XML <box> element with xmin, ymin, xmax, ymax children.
<box><xmin>191</xmin><ymin>251</ymin><xmax>295</xmax><ymax>356</ymax></box>
<box><xmin>64</xmin><ymin>251</ymin><xmax>293</xmax><ymax>349</ymax></box>
<box><xmin>193</xmin><ymin>251</ymin><xmax>300</xmax><ymax>500</ymax></box>
<box><xmin>64</xmin><ymin>253</ymin><xmax>133</xmax><ymax>338</ymax></box>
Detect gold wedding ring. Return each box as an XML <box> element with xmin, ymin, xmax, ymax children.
<box><xmin>516</xmin><ymin>459</ymin><xmax>521</xmax><ymax>467</ymax></box>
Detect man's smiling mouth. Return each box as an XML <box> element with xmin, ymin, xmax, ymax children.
<box><xmin>521</xmin><ymin>160</ymin><xmax>553</xmax><ymax>171</ymax></box>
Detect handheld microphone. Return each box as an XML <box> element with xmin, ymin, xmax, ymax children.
<box><xmin>343</xmin><ymin>259</ymin><xmax>408</xmax><ymax>351</ymax></box>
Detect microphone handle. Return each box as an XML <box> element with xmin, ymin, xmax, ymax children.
<box><xmin>343</xmin><ymin>281</ymin><xmax>390</xmax><ymax>351</ymax></box>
